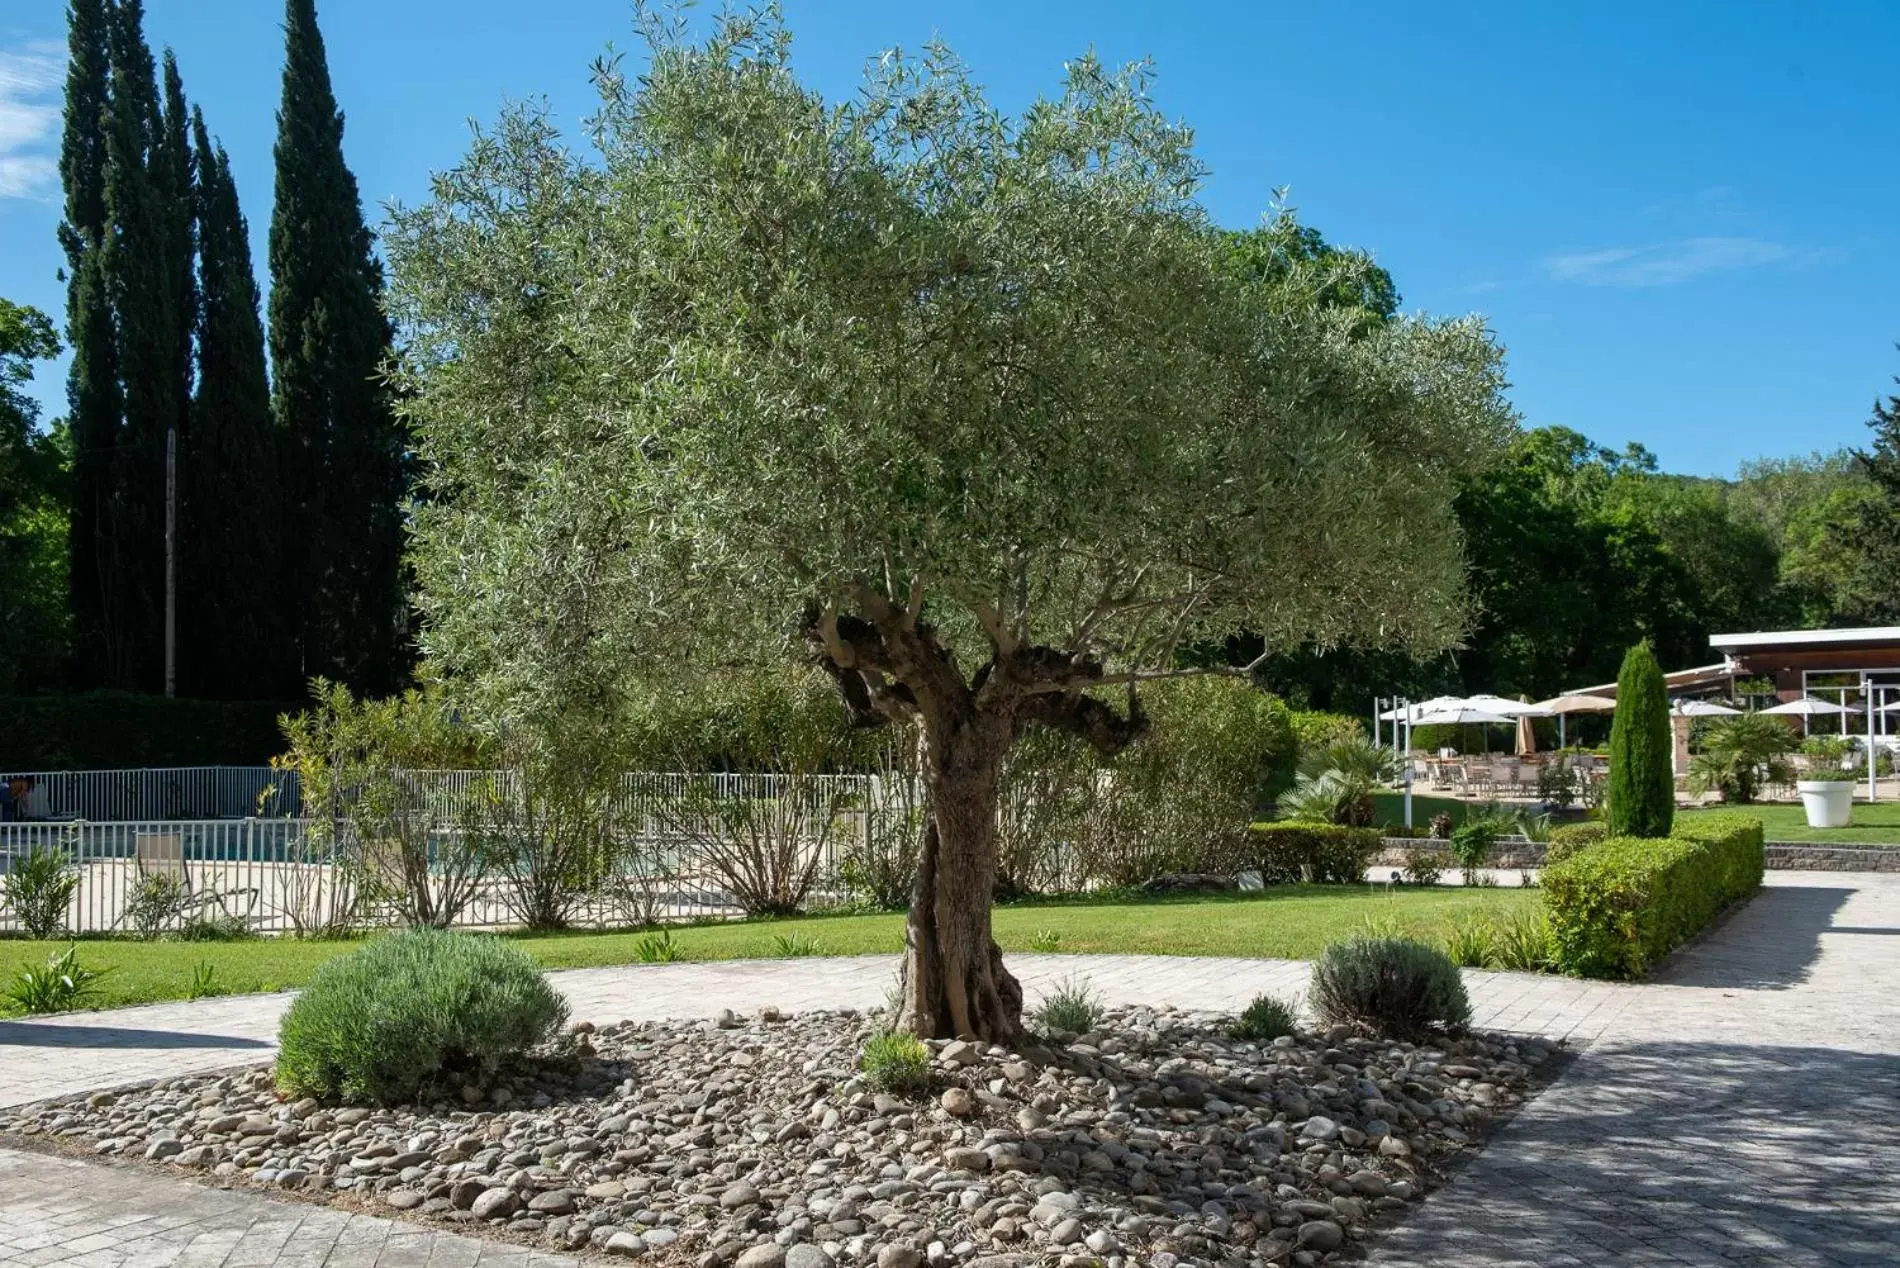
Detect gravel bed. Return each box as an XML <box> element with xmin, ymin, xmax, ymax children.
<box><xmin>0</xmin><ymin>1004</ymin><xmax>1561</xmax><ymax>1267</ymax></box>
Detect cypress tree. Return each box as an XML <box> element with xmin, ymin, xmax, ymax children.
<box><xmin>58</xmin><ymin>0</ymin><xmax>119</xmax><ymax>689</ymax></box>
<box><xmin>157</xmin><ymin>52</ymin><xmax>196</xmax><ymax>454</ymax></box>
<box><xmin>1606</xmin><ymin>642</ymin><xmax>1675</xmax><ymax>838</ymax></box>
<box><xmin>102</xmin><ymin>0</ymin><xmax>170</xmax><ymax>690</ymax></box>
<box><xmin>268</xmin><ymin>0</ymin><xmax>409</xmax><ymax>695</ymax></box>
<box><xmin>186</xmin><ymin>110</ymin><xmax>285</xmax><ymax>697</ymax></box>
<box><xmin>1855</xmin><ymin>372</ymin><xmax>1900</xmax><ymax>621</ymax></box>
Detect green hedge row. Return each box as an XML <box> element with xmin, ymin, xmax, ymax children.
<box><xmin>1543</xmin><ymin>821</ymin><xmax>1607</xmax><ymax>865</ymax></box>
<box><xmin>0</xmin><ymin>693</ymin><xmax>297</xmax><ymax>769</ymax></box>
<box><xmin>1541</xmin><ymin>812</ymin><xmax>1764</xmax><ymax>979</ymax></box>
<box><xmin>1248</xmin><ymin>823</ymin><xmax>1382</xmax><ymax>884</ymax></box>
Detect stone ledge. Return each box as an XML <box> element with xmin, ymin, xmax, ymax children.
<box><xmin>1764</xmin><ymin>842</ymin><xmax>1900</xmax><ymax>872</ymax></box>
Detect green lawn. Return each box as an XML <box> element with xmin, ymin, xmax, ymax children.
<box><xmin>0</xmin><ymin>884</ymin><xmax>1538</xmax><ymax>1016</ymax></box>
<box><xmin>1369</xmin><ymin>791</ymin><xmax>1479</xmax><ymax>829</ymax></box>
<box><xmin>1677</xmin><ymin>800</ymin><xmax>1900</xmax><ymax>845</ymax></box>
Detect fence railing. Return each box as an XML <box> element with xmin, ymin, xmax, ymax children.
<box><xmin>0</xmin><ymin>769</ymin><xmax>904</xmax><ymax>936</ymax></box>
<box><xmin>2</xmin><ymin>766</ymin><xmax>298</xmax><ymax>821</ymax></box>
<box><xmin>0</xmin><ymin>765</ymin><xmax>892</xmax><ymax>825</ymax></box>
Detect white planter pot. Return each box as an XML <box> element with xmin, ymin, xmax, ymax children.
<box><xmin>1796</xmin><ymin>780</ymin><xmax>1855</xmax><ymax>829</ymax></box>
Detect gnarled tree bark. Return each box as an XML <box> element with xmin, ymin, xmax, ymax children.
<box><xmin>808</xmin><ymin>599</ymin><xmax>1151</xmax><ymax>1041</ymax></box>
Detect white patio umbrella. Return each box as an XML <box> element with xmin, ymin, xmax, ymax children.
<box><xmin>1411</xmin><ymin>706</ymin><xmax>1514</xmax><ymax>755</ymax></box>
<box><xmin>1465</xmin><ymin>693</ymin><xmax>1552</xmax><ymax>717</ymax></box>
<box><xmin>1671</xmin><ymin>699</ymin><xmax>1741</xmax><ymax>717</ymax></box>
<box><xmin>1376</xmin><ymin>695</ymin><xmax>1471</xmax><ymax>721</ymax></box>
<box><xmin>1759</xmin><ymin>696</ymin><xmax>1853</xmax><ymax>716</ymax></box>
<box><xmin>1411</xmin><ymin>706</ymin><xmax>1514</xmax><ymax>725</ymax></box>
<box><xmin>1536</xmin><ymin>692</ymin><xmax>1619</xmax><ymax>713</ymax></box>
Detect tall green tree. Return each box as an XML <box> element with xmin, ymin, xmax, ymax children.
<box><xmin>387</xmin><ymin>13</ymin><xmax>1514</xmax><ymax>1038</ymax></box>
<box><xmin>0</xmin><ymin>301</ymin><xmax>72</xmax><ymax>694</ymax></box>
<box><xmin>1606</xmin><ymin>642</ymin><xmax>1674</xmax><ymax>838</ymax></box>
<box><xmin>59</xmin><ymin>0</ymin><xmax>120</xmax><ymax>688</ymax></box>
<box><xmin>1854</xmin><ymin>367</ymin><xmax>1900</xmax><ymax>621</ymax></box>
<box><xmin>100</xmin><ymin>0</ymin><xmax>175</xmax><ymax>690</ymax></box>
<box><xmin>268</xmin><ymin>0</ymin><xmax>409</xmax><ymax>694</ymax></box>
<box><xmin>186</xmin><ymin>109</ymin><xmax>285</xmax><ymax>697</ymax></box>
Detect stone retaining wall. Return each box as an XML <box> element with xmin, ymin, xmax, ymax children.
<box><xmin>1763</xmin><ymin>843</ymin><xmax>1900</xmax><ymax>872</ymax></box>
<box><xmin>1376</xmin><ymin>835</ymin><xmax>1900</xmax><ymax>873</ymax></box>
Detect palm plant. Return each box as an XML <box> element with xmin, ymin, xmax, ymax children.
<box><xmin>1280</xmin><ymin>738</ymin><xmax>1404</xmax><ymax>826</ymax></box>
<box><xmin>1687</xmin><ymin>712</ymin><xmax>1796</xmax><ymax>804</ymax></box>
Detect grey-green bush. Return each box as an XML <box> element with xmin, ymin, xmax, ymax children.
<box><xmin>275</xmin><ymin>929</ymin><xmax>568</xmax><ymax>1104</ymax></box>
<box><xmin>1309</xmin><ymin>935</ymin><xmax>1471</xmax><ymax>1039</ymax></box>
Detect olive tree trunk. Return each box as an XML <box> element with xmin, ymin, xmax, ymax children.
<box><xmin>895</xmin><ymin>713</ymin><xmax>1024</xmax><ymax>1041</ymax></box>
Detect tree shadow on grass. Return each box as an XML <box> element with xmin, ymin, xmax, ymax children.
<box><xmin>1366</xmin><ymin>1040</ymin><xmax>1900</xmax><ymax>1266</ymax></box>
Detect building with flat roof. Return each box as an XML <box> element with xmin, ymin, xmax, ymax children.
<box><xmin>1709</xmin><ymin>626</ymin><xmax>1900</xmax><ymax>705</ymax></box>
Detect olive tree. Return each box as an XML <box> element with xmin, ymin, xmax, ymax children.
<box><xmin>386</xmin><ymin>11</ymin><xmax>1514</xmax><ymax>1040</ymax></box>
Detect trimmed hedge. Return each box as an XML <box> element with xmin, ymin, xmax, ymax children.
<box><xmin>0</xmin><ymin>693</ymin><xmax>297</xmax><ymax>768</ymax></box>
<box><xmin>1249</xmin><ymin>823</ymin><xmax>1380</xmax><ymax>884</ymax></box>
<box><xmin>1544</xmin><ymin>821</ymin><xmax>1607</xmax><ymax>865</ymax></box>
<box><xmin>1541</xmin><ymin>812</ymin><xmax>1764</xmax><ymax>979</ymax></box>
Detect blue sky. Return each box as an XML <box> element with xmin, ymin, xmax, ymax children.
<box><xmin>3</xmin><ymin>0</ymin><xmax>1897</xmax><ymax>477</ymax></box>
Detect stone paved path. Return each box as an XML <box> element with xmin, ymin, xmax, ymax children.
<box><xmin>1364</xmin><ymin>871</ymin><xmax>1900</xmax><ymax>1267</ymax></box>
<box><xmin>0</xmin><ymin>871</ymin><xmax>1894</xmax><ymax>1265</ymax></box>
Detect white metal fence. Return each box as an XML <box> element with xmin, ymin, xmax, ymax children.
<box><xmin>2</xmin><ymin>766</ymin><xmax>297</xmax><ymax>821</ymax></box>
<box><xmin>0</xmin><ymin>770</ymin><xmax>901</xmax><ymax>936</ymax></box>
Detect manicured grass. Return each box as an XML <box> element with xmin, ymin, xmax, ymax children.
<box><xmin>1677</xmin><ymin>800</ymin><xmax>1900</xmax><ymax>845</ymax></box>
<box><xmin>1369</xmin><ymin>792</ymin><xmax>1479</xmax><ymax>829</ymax></box>
<box><xmin>0</xmin><ymin>884</ymin><xmax>1538</xmax><ymax>1016</ymax></box>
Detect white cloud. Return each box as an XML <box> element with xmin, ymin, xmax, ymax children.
<box><xmin>0</xmin><ymin>40</ymin><xmax>64</xmax><ymax>201</ymax></box>
<box><xmin>1542</xmin><ymin>236</ymin><xmax>1791</xmax><ymax>287</ymax></box>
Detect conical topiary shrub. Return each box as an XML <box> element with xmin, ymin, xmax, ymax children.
<box><xmin>1606</xmin><ymin>642</ymin><xmax>1674</xmax><ymax>838</ymax></box>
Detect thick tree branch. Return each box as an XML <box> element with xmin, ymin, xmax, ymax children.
<box><xmin>1015</xmin><ymin>687</ymin><xmax>1149</xmax><ymax>758</ymax></box>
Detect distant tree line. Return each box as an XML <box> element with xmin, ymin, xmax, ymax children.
<box><xmin>3</xmin><ymin>3</ymin><xmax>1897</xmax><ymax>721</ymax></box>
<box><xmin>1216</xmin><ymin>237</ymin><xmax>1900</xmax><ymax>712</ymax></box>
<box><xmin>12</xmin><ymin>0</ymin><xmax>407</xmax><ymax>701</ymax></box>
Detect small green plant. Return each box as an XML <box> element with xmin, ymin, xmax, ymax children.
<box><xmin>770</xmin><ymin>932</ymin><xmax>822</xmax><ymax>958</ymax></box>
<box><xmin>125</xmin><ymin>872</ymin><xmax>192</xmax><ymax>939</ymax></box>
<box><xmin>1227</xmin><ymin>993</ymin><xmax>1298</xmax><ymax>1042</ymax></box>
<box><xmin>186</xmin><ymin>960</ymin><xmax>224</xmax><ymax>1000</ymax></box>
<box><xmin>1488</xmin><ymin>909</ymin><xmax>1554</xmax><ymax>971</ymax></box>
<box><xmin>1800</xmin><ymin>735</ymin><xmax>1852</xmax><ymax>764</ymax></box>
<box><xmin>276</xmin><ymin>928</ymin><xmax>568</xmax><ymax>1104</ymax></box>
<box><xmin>633</xmin><ymin>929</ymin><xmax>683</xmax><ymax>963</ymax></box>
<box><xmin>2</xmin><ymin>846</ymin><xmax>82</xmax><ymax>940</ymax></box>
<box><xmin>1033</xmin><ymin>974</ymin><xmax>1101</xmax><ymax>1035</ymax></box>
<box><xmin>1802</xmin><ymin>767</ymin><xmax>1856</xmax><ymax>783</ymax></box>
<box><xmin>1027</xmin><ymin>928</ymin><xmax>1063</xmax><ymax>952</ymax></box>
<box><xmin>1402</xmin><ymin>849</ymin><xmax>1447</xmax><ymax>886</ymax></box>
<box><xmin>1440</xmin><ymin>912</ymin><xmax>1499</xmax><ymax>967</ymax></box>
<box><xmin>1536</xmin><ymin>755</ymin><xmax>1578</xmax><ymax>811</ymax></box>
<box><xmin>177</xmin><ymin>912</ymin><xmax>256</xmax><ymax>942</ymax></box>
<box><xmin>1309</xmin><ymin>935</ymin><xmax>1471</xmax><ymax>1039</ymax></box>
<box><xmin>857</xmin><ymin>1030</ymin><xmax>931</xmax><ymax>1093</ymax></box>
<box><xmin>1357</xmin><ymin>910</ymin><xmax>1411</xmax><ymax>939</ymax></box>
<box><xmin>1428</xmin><ymin>811</ymin><xmax>1454</xmax><ymax>840</ymax></box>
<box><xmin>1449</xmin><ymin>822</ymin><xmax>1495</xmax><ymax>885</ymax></box>
<box><xmin>5</xmin><ymin>946</ymin><xmax>109</xmax><ymax>1014</ymax></box>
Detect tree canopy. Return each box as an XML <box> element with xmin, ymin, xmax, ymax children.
<box><xmin>389</xmin><ymin>10</ymin><xmax>1514</xmax><ymax>1037</ymax></box>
